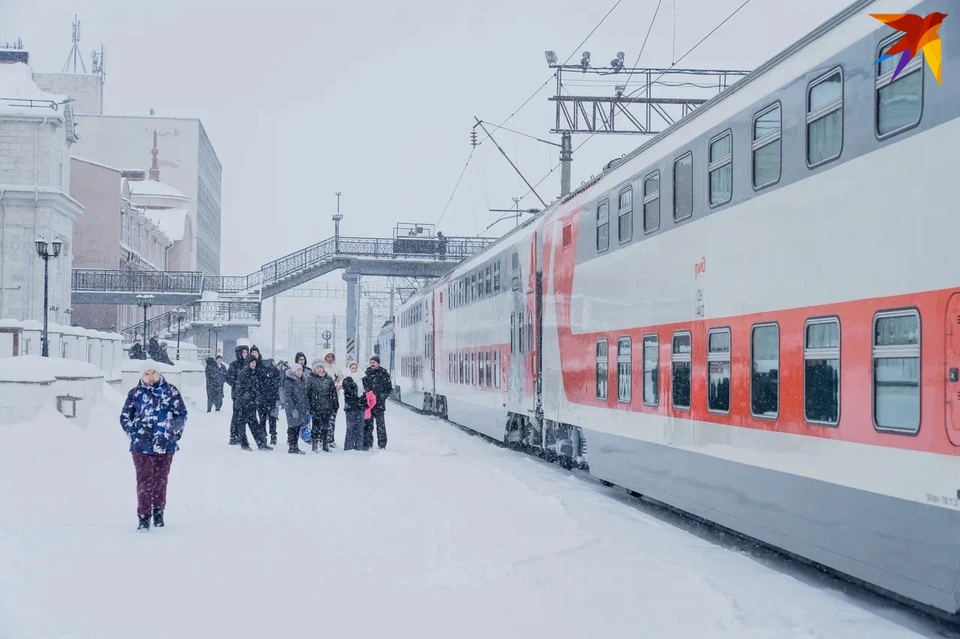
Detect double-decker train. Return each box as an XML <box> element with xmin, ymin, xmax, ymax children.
<box><xmin>379</xmin><ymin>0</ymin><xmax>960</xmax><ymax>616</ymax></box>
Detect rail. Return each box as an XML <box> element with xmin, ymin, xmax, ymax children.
<box><xmin>72</xmin><ymin>269</ymin><xmax>204</xmax><ymax>295</ymax></box>
<box><xmin>120</xmin><ymin>300</ymin><xmax>262</xmax><ymax>341</ymax></box>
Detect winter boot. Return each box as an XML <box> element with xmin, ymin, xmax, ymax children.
<box><xmin>152</xmin><ymin>509</ymin><xmax>164</xmax><ymax>528</ymax></box>
<box><xmin>311</xmin><ymin>439</ymin><xmax>319</xmax><ymax>453</ymax></box>
<box><xmin>289</xmin><ymin>446</ymin><xmax>305</xmax><ymax>455</ymax></box>
<box><xmin>137</xmin><ymin>514</ymin><xmax>150</xmax><ymax>530</ymax></box>
<box><xmin>258</xmin><ymin>443</ymin><xmax>274</xmax><ymax>451</ymax></box>
<box><xmin>241</xmin><ymin>443</ymin><xmax>252</xmax><ymax>451</ymax></box>
<box><xmin>270</xmin><ymin>433</ymin><xmax>277</xmax><ymax>446</ymax></box>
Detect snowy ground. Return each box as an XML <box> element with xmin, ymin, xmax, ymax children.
<box><xmin>0</xmin><ymin>386</ymin><xmax>955</xmax><ymax>639</ymax></box>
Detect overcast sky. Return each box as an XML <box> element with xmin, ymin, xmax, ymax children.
<box><xmin>4</xmin><ymin>0</ymin><xmax>854</xmax><ymax>349</ymax></box>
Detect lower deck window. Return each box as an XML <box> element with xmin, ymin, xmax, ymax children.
<box><xmin>751</xmin><ymin>324</ymin><xmax>779</xmax><ymax>418</ymax></box>
<box><xmin>671</xmin><ymin>332</ymin><xmax>691</xmax><ymax>409</ymax></box>
<box><xmin>643</xmin><ymin>335</ymin><xmax>659</xmax><ymax>405</ymax></box>
<box><xmin>804</xmin><ymin>318</ymin><xmax>840</xmax><ymax>425</ymax></box>
<box><xmin>707</xmin><ymin>328</ymin><xmax>730</xmax><ymax>412</ymax></box>
<box><xmin>617</xmin><ymin>338</ymin><xmax>631</xmax><ymax>403</ymax></box>
<box><xmin>873</xmin><ymin>311</ymin><xmax>920</xmax><ymax>433</ymax></box>
<box><xmin>596</xmin><ymin>339</ymin><xmax>608</xmax><ymax>400</ymax></box>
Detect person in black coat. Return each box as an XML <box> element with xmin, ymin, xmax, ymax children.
<box><xmin>363</xmin><ymin>355</ymin><xmax>392</xmax><ymax>450</ymax></box>
<box><xmin>234</xmin><ymin>355</ymin><xmax>272</xmax><ymax>451</ymax></box>
<box><xmin>129</xmin><ymin>342</ymin><xmax>146</xmax><ymax>360</ymax></box>
<box><xmin>204</xmin><ymin>356</ymin><xmax>224</xmax><ymax>412</ymax></box>
<box><xmin>225</xmin><ymin>345</ymin><xmax>249</xmax><ymax>445</ymax></box>
<box><xmin>281</xmin><ymin>364</ymin><xmax>309</xmax><ymax>454</ymax></box>
<box><xmin>307</xmin><ymin>360</ymin><xmax>338</xmax><ymax>453</ymax></box>
<box><xmin>258</xmin><ymin>358</ymin><xmax>282</xmax><ymax>446</ymax></box>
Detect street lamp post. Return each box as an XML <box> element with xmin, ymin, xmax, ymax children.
<box><xmin>35</xmin><ymin>237</ymin><xmax>63</xmax><ymax>357</ymax></box>
<box><xmin>333</xmin><ymin>191</ymin><xmax>343</xmax><ymax>254</ymax></box>
<box><xmin>136</xmin><ymin>294</ymin><xmax>154</xmax><ymax>351</ymax></box>
<box><xmin>212</xmin><ymin>322</ymin><xmax>223</xmax><ymax>356</ymax></box>
<box><xmin>174</xmin><ymin>309</ymin><xmax>187</xmax><ymax>360</ymax></box>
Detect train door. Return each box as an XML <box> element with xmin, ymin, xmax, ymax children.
<box><xmin>509</xmin><ymin>251</ymin><xmax>524</xmax><ymax>410</ymax></box>
<box><xmin>429</xmin><ymin>295</ymin><xmax>436</xmax><ymax>394</ymax></box>
<box><xmin>527</xmin><ymin>231</ymin><xmax>540</xmax><ymax>416</ymax></box>
<box><xmin>944</xmin><ymin>294</ymin><xmax>960</xmax><ymax>445</ymax></box>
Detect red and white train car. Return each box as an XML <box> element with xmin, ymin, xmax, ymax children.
<box><xmin>393</xmin><ymin>0</ymin><xmax>960</xmax><ymax>616</ymax></box>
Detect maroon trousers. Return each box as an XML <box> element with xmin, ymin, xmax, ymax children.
<box><xmin>132</xmin><ymin>452</ymin><xmax>174</xmax><ymax>517</ymax></box>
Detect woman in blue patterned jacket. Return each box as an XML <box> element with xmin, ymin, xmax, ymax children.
<box><xmin>120</xmin><ymin>362</ymin><xmax>188</xmax><ymax>530</ymax></box>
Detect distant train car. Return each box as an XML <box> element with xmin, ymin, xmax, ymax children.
<box><xmin>375</xmin><ymin>319</ymin><xmax>395</xmax><ymax>381</ymax></box>
<box><xmin>395</xmin><ymin>0</ymin><xmax>960</xmax><ymax>616</ymax></box>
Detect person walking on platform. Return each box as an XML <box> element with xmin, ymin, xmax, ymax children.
<box><xmin>120</xmin><ymin>361</ymin><xmax>187</xmax><ymax>530</ymax></box>
<box><xmin>258</xmin><ymin>358</ymin><xmax>282</xmax><ymax>446</ymax></box>
<box><xmin>236</xmin><ymin>356</ymin><xmax>273</xmax><ymax>451</ymax></box>
<box><xmin>204</xmin><ymin>356</ymin><xmax>224</xmax><ymax>412</ymax></box>
<box><xmin>307</xmin><ymin>360</ymin><xmax>338</xmax><ymax>453</ymax></box>
<box><xmin>225</xmin><ymin>345</ymin><xmax>249</xmax><ymax>446</ymax></box>
<box><xmin>342</xmin><ymin>360</ymin><xmax>367</xmax><ymax>450</ymax></box>
<box><xmin>363</xmin><ymin>355</ymin><xmax>392</xmax><ymax>450</ymax></box>
<box><xmin>282</xmin><ymin>364</ymin><xmax>309</xmax><ymax>454</ymax></box>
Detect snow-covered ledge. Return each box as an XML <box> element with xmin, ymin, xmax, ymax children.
<box><xmin>0</xmin><ymin>356</ymin><xmax>106</xmax><ymax>427</ymax></box>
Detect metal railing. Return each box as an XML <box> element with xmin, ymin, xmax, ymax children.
<box><xmin>120</xmin><ymin>300</ymin><xmax>262</xmax><ymax>341</ymax></box>
<box><xmin>72</xmin><ymin>269</ymin><xmax>204</xmax><ymax>295</ymax></box>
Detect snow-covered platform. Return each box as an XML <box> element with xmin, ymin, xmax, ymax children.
<box><xmin>0</xmin><ymin>395</ymin><xmax>953</xmax><ymax>638</ymax></box>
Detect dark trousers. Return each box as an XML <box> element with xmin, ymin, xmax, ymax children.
<box><xmin>207</xmin><ymin>392</ymin><xmax>223</xmax><ymax>412</ymax></box>
<box><xmin>259</xmin><ymin>408</ymin><xmax>277</xmax><ymax>438</ymax></box>
<box><xmin>287</xmin><ymin>420</ymin><xmax>302</xmax><ymax>451</ymax></box>
<box><xmin>344</xmin><ymin>410</ymin><xmax>364</xmax><ymax>450</ymax></box>
<box><xmin>363</xmin><ymin>410</ymin><xmax>387</xmax><ymax>449</ymax></box>
<box><xmin>235</xmin><ymin>406</ymin><xmax>267</xmax><ymax>448</ymax></box>
<box><xmin>229</xmin><ymin>399</ymin><xmax>242</xmax><ymax>444</ymax></box>
<box><xmin>132</xmin><ymin>452</ymin><xmax>174</xmax><ymax>517</ymax></box>
<box><xmin>311</xmin><ymin>413</ymin><xmax>332</xmax><ymax>451</ymax></box>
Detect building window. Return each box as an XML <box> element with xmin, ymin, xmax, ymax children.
<box><xmin>673</xmin><ymin>152</ymin><xmax>693</xmax><ymax>221</ymax></box>
<box><xmin>804</xmin><ymin>318</ymin><xmax>840</xmax><ymax>425</ymax></box>
<box><xmin>494</xmin><ymin>350</ymin><xmax>501</xmax><ymax>388</ymax></box>
<box><xmin>493</xmin><ymin>262</ymin><xmax>501</xmax><ymax>292</ymax></box>
<box><xmin>618</xmin><ymin>187</ymin><xmax>632</xmax><ymax>243</ymax></box>
<box><xmin>642</xmin><ymin>171</ymin><xmax>660</xmax><ymax>234</ymax></box>
<box><xmin>708</xmin><ymin>131</ymin><xmax>732</xmax><ymax>206</ymax></box>
<box><xmin>617</xmin><ymin>337</ymin><xmax>631</xmax><ymax>403</ymax></box>
<box><xmin>643</xmin><ymin>335</ymin><xmax>659</xmax><ymax>406</ymax></box>
<box><xmin>596</xmin><ymin>200</ymin><xmax>610</xmax><ymax>252</ymax></box>
<box><xmin>751</xmin><ymin>323</ymin><xmax>780</xmax><ymax>419</ymax></box>
<box><xmin>596</xmin><ymin>339</ymin><xmax>608</xmax><ymax>400</ymax></box>
<box><xmin>873</xmin><ymin>311</ymin><xmax>920</xmax><ymax>433</ymax></box>
<box><xmin>485</xmin><ymin>351</ymin><xmax>492</xmax><ymax>387</ymax></box>
<box><xmin>707</xmin><ymin>328</ymin><xmax>731</xmax><ymax>413</ymax></box>
<box><xmin>876</xmin><ymin>36</ymin><xmax>923</xmax><ymax>137</ymax></box>
<box><xmin>752</xmin><ymin>103</ymin><xmax>781</xmax><ymax>189</ymax></box>
<box><xmin>671</xmin><ymin>332</ymin><xmax>691</xmax><ymax>409</ymax></box>
<box><xmin>806</xmin><ymin>68</ymin><xmax>843</xmax><ymax>167</ymax></box>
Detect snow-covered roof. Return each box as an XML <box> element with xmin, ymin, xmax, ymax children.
<box><xmin>0</xmin><ymin>62</ymin><xmax>70</xmax><ymax>118</ymax></box>
<box><xmin>70</xmin><ymin>156</ymin><xmax>122</xmax><ymax>173</ymax></box>
<box><xmin>126</xmin><ymin>178</ymin><xmax>190</xmax><ymax>203</ymax></box>
<box><xmin>144</xmin><ymin>208</ymin><xmax>189</xmax><ymax>241</ymax></box>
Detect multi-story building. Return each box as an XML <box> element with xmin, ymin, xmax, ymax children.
<box><xmin>71</xmin><ymin>115</ymin><xmax>222</xmax><ymax>276</ymax></box>
<box><xmin>0</xmin><ymin>53</ymin><xmax>83</xmax><ymax>324</ymax></box>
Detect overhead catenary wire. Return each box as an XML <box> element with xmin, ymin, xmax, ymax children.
<box><xmin>517</xmin><ymin>0</ymin><xmax>757</xmax><ymax>207</ymax></box>
<box><xmin>435</xmin><ymin>147</ymin><xmax>475</xmax><ymax>227</ymax></box>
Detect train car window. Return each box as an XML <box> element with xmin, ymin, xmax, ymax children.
<box><xmin>596</xmin><ymin>199</ymin><xmax>610</xmax><ymax>252</ymax></box>
<box><xmin>519</xmin><ymin>316</ymin><xmax>525</xmax><ymax>354</ymax></box>
<box><xmin>804</xmin><ymin>318</ymin><xmax>840</xmax><ymax>426</ymax></box>
<box><xmin>643</xmin><ymin>335</ymin><xmax>659</xmax><ymax>406</ymax></box>
<box><xmin>478</xmin><ymin>351</ymin><xmax>484</xmax><ymax>387</ymax></box>
<box><xmin>707</xmin><ymin>328</ymin><xmax>731</xmax><ymax>413</ymax></box>
<box><xmin>471</xmin><ymin>352</ymin><xmax>476</xmax><ymax>386</ymax></box>
<box><xmin>527</xmin><ymin>312</ymin><xmax>533</xmax><ymax>353</ymax></box>
<box><xmin>494</xmin><ymin>350</ymin><xmax>501</xmax><ymax>389</ymax></box>
<box><xmin>642</xmin><ymin>171</ymin><xmax>660</xmax><ymax>234</ymax></box>
<box><xmin>493</xmin><ymin>262</ymin><xmax>501</xmax><ymax>292</ymax></box>
<box><xmin>510</xmin><ymin>313</ymin><xmax>515</xmax><ymax>353</ymax></box>
<box><xmin>751</xmin><ymin>323</ymin><xmax>780</xmax><ymax>419</ymax></box>
<box><xmin>618</xmin><ymin>187</ymin><xmax>633</xmax><ymax>244</ymax></box>
<box><xmin>673</xmin><ymin>152</ymin><xmax>693</xmax><ymax>221</ymax></box>
<box><xmin>596</xmin><ymin>339</ymin><xmax>609</xmax><ymax>400</ymax></box>
<box><xmin>671</xmin><ymin>332</ymin><xmax>691</xmax><ymax>409</ymax></box>
<box><xmin>471</xmin><ymin>273</ymin><xmax>478</xmax><ymax>302</ymax></box>
<box><xmin>617</xmin><ymin>337</ymin><xmax>632</xmax><ymax>403</ymax></box>
<box><xmin>876</xmin><ymin>35</ymin><xmax>923</xmax><ymax>137</ymax></box>
<box><xmin>459</xmin><ymin>352</ymin><xmax>464</xmax><ymax>384</ymax></box>
<box><xmin>872</xmin><ymin>310</ymin><xmax>920</xmax><ymax>434</ymax></box>
<box><xmin>512</xmin><ymin>252</ymin><xmax>520</xmax><ymax>272</ymax></box>
<box><xmin>708</xmin><ymin>131</ymin><xmax>733</xmax><ymax>207</ymax></box>
<box><xmin>486</xmin><ymin>266</ymin><xmax>492</xmax><ymax>296</ymax></box>
<box><xmin>752</xmin><ymin>103</ymin><xmax>781</xmax><ymax>189</ymax></box>
<box><xmin>486</xmin><ymin>351</ymin><xmax>492</xmax><ymax>387</ymax></box>
<box><xmin>806</xmin><ymin>67</ymin><xmax>843</xmax><ymax>167</ymax></box>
